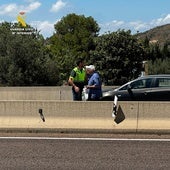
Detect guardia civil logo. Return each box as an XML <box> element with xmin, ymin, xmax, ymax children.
<box><xmin>10</xmin><ymin>11</ymin><xmax>35</xmax><ymax>35</ymax></box>
<box><xmin>17</xmin><ymin>11</ymin><xmax>27</xmax><ymax>27</ymax></box>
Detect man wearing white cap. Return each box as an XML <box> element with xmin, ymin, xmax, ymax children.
<box><xmin>86</xmin><ymin>65</ymin><xmax>102</xmax><ymax>100</ymax></box>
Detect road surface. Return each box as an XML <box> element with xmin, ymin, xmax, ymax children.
<box><xmin>0</xmin><ymin>133</ymin><xmax>169</xmax><ymax>170</ymax></box>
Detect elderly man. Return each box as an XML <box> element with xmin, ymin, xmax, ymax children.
<box><xmin>86</xmin><ymin>65</ymin><xmax>102</xmax><ymax>101</ymax></box>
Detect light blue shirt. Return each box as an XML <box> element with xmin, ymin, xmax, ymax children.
<box><xmin>88</xmin><ymin>72</ymin><xmax>102</xmax><ymax>100</ymax></box>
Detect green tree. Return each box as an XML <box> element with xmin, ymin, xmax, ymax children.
<box><xmin>49</xmin><ymin>13</ymin><xmax>100</xmax><ymax>85</ymax></box>
<box><xmin>0</xmin><ymin>22</ymin><xmax>59</xmax><ymax>86</ymax></box>
<box><xmin>161</xmin><ymin>41</ymin><xmax>170</xmax><ymax>59</ymax></box>
<box><xmin>148</xmin><ymin>58</ymin><xmax>170</xmax><ymax>74</ymax></box>
<box><xmin>90</xmin><ymin>30</ymin><xmax>147</xmax><ymax>85</ymax></box>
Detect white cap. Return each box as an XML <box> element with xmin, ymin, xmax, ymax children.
<box><xmin>86</xmin><ymin>65</ymin><xmax>95</xmax><ymax>70</ymax></box>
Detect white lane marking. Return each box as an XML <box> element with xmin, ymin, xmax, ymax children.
<box><xmin>0</xmin><ymin>137</ymin><xmax>169</xmax><ymax>142</ymax></box>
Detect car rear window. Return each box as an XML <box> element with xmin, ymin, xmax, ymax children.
<box><xmin>155</xmin><ymin>78</ymin><xmax>170</xmax><ymax>87</ymax></box>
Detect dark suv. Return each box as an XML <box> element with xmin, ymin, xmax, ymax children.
<box><xmin>101</xmin><ymin>75</ymin><xmax>170</xmax><ymax>101</ymax></box>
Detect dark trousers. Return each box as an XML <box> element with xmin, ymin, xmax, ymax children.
<box><xmin>72</xmin><ymin>87</ymin><xmax>83</xmax><ymax>101</ymax></box>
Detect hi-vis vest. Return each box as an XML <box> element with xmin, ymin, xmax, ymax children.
<box><xmin>72</xmin><ymin>67</ymin><xmax>86</xmax><ymax>83</ymax></box>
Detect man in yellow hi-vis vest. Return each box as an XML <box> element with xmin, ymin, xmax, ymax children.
<box><xmin>68</xmin><ymin>58</ymin><xmax>87</xmax><ymax>101</ymax></box>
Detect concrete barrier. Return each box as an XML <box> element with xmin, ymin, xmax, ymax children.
<box><xmin>137</xmin><ymin>102</ymin><xmax>170</xmax><ymax>133</ymax></box>
<box><xmin>115</xmin><ymin>102</ymin><xmax>170</xmax><ymax>133</ymax></box>
<box><xmin>0</xmin><ymin>100</ymin><xmax>169</xmax><ymax>133</ymax></box>
<box><xmin>0</xmin><ymin>101</ymin><xmax>115</xmax><ymax>132</ymax></box>
<box><xmin>0</xmin><ymin>86</ymin><xmax>117</xmax><ymax>101</ymax></box>
<box><xmin>0</xmin><ymin>87</ymin><xmax>72</xmax><ymax>100</ymax></box>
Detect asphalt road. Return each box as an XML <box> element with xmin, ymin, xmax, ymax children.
<box><xmin>0</xmin><ymin>134</ymin><xmax>169</xmax><ymax>170</ymax></box>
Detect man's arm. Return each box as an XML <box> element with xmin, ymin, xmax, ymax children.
<box><xmin>68</xmin><ymin>70</ymin><xmax>76</xmax><ymax>86</ymax></box>
<box><xmin>68</xmin><ymin>77</ymin><xmax>76</xmax><ymax>87</ymax></box>
<box><xmin>68</xmin><ymin>70</ymin><xmax>79</xmax><ymax>92</ymax></box>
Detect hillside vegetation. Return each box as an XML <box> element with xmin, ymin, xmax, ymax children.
<box><xmin>137</xmin><ymin>24</ymin><xmax>170</xmax><ymax>47</ymax></box>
